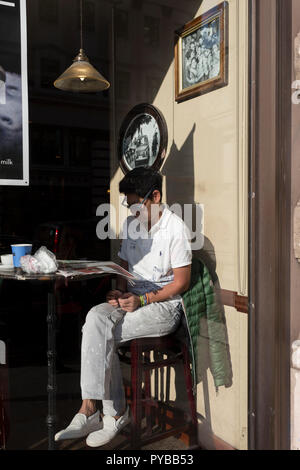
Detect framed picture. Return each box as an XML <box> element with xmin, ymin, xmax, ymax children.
<box><xmin>118</xmin><ymin>103</ymin><xmax>168</xmax><ymax>174</ymax></box>
<box><xmin>175</xmin><ymin>1</ymin><xmax>228</xmax><ymax>103</ymax></box>
<box><xmin>0</xmin><ymin>0</ymin><xmax>29</xmax><ymax>185</ymax></box>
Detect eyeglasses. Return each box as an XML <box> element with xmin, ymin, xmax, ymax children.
<box><xmin>121</xmin><ymin>186</ymin><xmax>155</xmax><ymax>210</ymax></box>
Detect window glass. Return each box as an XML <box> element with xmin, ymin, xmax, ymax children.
<box><xmin>144</xmin><ymin>16</ymin><xmax>160</xmax><ymax>47</ymax></box>
<box><xmin>30</xmin><ymin>125</ymin><xmax>64</xmax><ymax>166</ymax></box>
<box><xmin>77</xmin><ymin>0</ymin><xmax>95</xmax><ymax>33</ymax></box>
<box><xmin>39</xmin><ymin>0</ymin><xmax>58</xmax><ymax>23</ymax></box>
<box><xmin>115</xmin><ymin>10</ymin><xmax>129</xmax><ymax>39</ymax></box>
<box><xmin>40</xmin><ymin>57</ymin><xmax>60</xmax><ymax>89</ymax></box>
<box><xmin>0</xmin><ymin>0</ymin><xmax>249</xmax><ymax>453</ymax></box>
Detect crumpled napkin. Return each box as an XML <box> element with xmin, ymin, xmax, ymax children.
<box><xmin>20</xmin><ymin>246</ymin><xmax>58</xmax><ymax>274</ymax></box>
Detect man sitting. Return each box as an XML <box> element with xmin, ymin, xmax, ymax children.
<box><xmin>55</xmin><ymin>167</ymin><xmax>192</xmax><ymax>448</ymax></box>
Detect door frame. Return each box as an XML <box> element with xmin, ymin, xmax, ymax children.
<box><xmin>248</xmin><ymin>0</ymin><xmax>292</xmax><ymax>450</ymax></box>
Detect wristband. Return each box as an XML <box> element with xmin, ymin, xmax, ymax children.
<box><xmin>139</xmin><ymin>293</ymin><xmax>150</xmax><ymax>307</ymax></box>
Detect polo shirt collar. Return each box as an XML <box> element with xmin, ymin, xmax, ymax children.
<box><xmin>149</xmin><ymin>204</ymin><xmax>172</xmax><ymax>235</ymax></box>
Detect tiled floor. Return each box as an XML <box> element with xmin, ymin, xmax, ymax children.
<box><xmin>4</xmin><ymin>362</ymin><xmax>196</xmax><ymax>451</ymax></box>
<box><xmin>2</xmin><ymin>289</ymin><xmax>199</xmax><ymax>452</ymax></box>
<box><xmin>55</xmin><ymin>431</ymin><xmax>190</xmax><ymax>451</ymax></box>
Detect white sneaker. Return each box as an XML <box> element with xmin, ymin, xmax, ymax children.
<box><xmin>55</xmin><ymin>410</ymin><xmax>102</xmax><ymax>441</ymax></box>
<box><xmin>86</xmin><ymin>407</ymin><xmax>130</xmax><ymax>448</ymax></box>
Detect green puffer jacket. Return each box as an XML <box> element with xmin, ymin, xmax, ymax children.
<box><xmin>181</xmin><ymin>257</ymin><xmax>232</xmax><ymax>393</ymax></box>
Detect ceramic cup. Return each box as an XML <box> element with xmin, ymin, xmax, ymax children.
<box><xmin>1</xmin><ymin>254</ymin><xmax>14</xmax><ymax>266</ymax></box>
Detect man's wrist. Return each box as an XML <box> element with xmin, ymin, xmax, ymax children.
<box><xmin>139</xmin><ymin>293</ymin><xmax>151</xmax><ymax>307</ymax></box>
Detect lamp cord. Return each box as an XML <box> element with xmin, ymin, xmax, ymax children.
<box><xmin>80</xmin><ymin>0</ymin><xmax>83</xmax><ymax>50</ymax></box>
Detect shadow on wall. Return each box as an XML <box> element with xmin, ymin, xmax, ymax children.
<box><xmin>162</xmin><ymin>123</ymin><xmax>233</xmax><ymax>449</ymax></box>
<box><xmin>162</xmin><ymin>124</ymin><xmax>196</xmax><ymax>206</ymax></box>
<box><xmin>110</xmin><ymin>0</ymin><xmax>205</xmax><ymax>179</ymax></box>
<box><xmin>107</xmin><ymin>112</ymin><xmax>233</xmax><ymax>446</ymax></box>
<box><xmin>103</xmin><ymin>212</ymin><xmax>233</xmax><ymax>449</ymax></box>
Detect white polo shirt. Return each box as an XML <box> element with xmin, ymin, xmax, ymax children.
<box><xmin>118</xmin><ymin>204</ymin><xmax>192</xmax><ymax>297</ymax></box>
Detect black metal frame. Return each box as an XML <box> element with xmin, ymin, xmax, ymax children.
<box><xmin>118</xmin><ymin>103</ymin><xmax>168</xmax><ymax>174</ymax></box>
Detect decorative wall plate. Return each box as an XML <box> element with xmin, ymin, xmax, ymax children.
<box><xmin>118</xmin><ymin>103</ymin><xmax>168</xmax><ymax>174</ymax></box>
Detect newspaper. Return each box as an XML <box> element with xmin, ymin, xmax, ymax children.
<box><xmin>57</xmin><ymin>260</ymin><xmax>137</xmax><ymax>283</ymax></box>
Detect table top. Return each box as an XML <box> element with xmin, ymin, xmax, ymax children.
<box><xmin>0</xmin><ymin>260</ymin><xmax>116</xmax><ymax>283</ymax></box>
<box><xmin>0</xmin><ymin>267</ymin><xmax>56</xmax><ymax>281</ymax></box>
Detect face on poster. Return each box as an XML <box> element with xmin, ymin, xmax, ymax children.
<box><xmin>0</xmin><ymin>0</ymin><xmax>29</xmax><ymax>185</ymax></box>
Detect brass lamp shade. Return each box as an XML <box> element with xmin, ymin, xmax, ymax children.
<box><xmin>54</xmin><ymin>49</ymin><xmax>110</xmax><ymax>93</ymax></box>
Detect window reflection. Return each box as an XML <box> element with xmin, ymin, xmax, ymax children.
<box><xmin>39</xmin><ymin>0</ymin><xmax>58</xmax><ymax>23</ymax></box>
<box><xmin>116</xmin><ymin>70</ymin><xmax>131</xmax><ymax>101</ymax></box>
<box><xmin>77</xmin><ymin>0</ymin><xmax>95</xmax><ymax>33</ymax></box>
<box><xmin>115</xmin><ymin>10</ymin><xmax>129</xmax><ymax>40</ymax></box>
<box><xmin>40</xmin><ymin>57</ymin><xmax>60</xmax><ymax>89</ymax></box>
<box><xmin>30</xmin><ymin>125</ymin><xmax>64</xmax><ymax>166</ymax></box>
<box><xmin>144</xmin><ymin>16</ymin><xmax>160</xmax><ymax>48</ymax></box>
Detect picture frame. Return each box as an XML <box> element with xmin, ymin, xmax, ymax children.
<box><xmin>118</xmin><ymin>103</ymin><xmax>168</xmax><ymax>174</ymax></box>
<box><xmin>174</xmin><ymin>1</ymin><xmax>229</xmax><ymax>103</ymax></box>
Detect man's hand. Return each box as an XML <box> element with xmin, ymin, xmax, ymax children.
<box><xmin>106</xmin><ymin>290</ymin><xmax>124</xmax><ymax>307</ymax></box>
<box><xmin>118</xmin><ymin>292</ymin><xmax>141</xmax><ymax>312</ymax></box>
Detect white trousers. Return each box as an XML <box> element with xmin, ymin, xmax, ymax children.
<box><xmin>80</xmin><ymin>300</ymin><xmax>182</xmax><ymax>416</ymax></box>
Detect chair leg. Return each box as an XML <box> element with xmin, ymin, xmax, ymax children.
<box><xmin>130</xmin><ymin>340</ymin><xmax>143</xmax><ymax>449</ymax></box>
<box><xmin>121</xmin><ymin>336</ymin><xmax>198</xmax><ymax>449</ymax></box>
<box><xmin>181</xmin><ymin>342</ymin><xmax>198</xmax><ymax>445</ymax></box>
<box><xmin>144</xmin><ymin>351</ymin><xmax>152</xmax><ymax>437</ymax></box>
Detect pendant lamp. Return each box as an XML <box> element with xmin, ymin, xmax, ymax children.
<box><xmin>54</xmin><ymin>0</ymin><xmax>110</xmax><ymax>93</ymax></box>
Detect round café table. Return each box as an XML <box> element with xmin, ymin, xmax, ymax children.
<box><xmin>0</xmin><ymin>262</ymin><xmax>111</xmax><ymax>450</ymax></box>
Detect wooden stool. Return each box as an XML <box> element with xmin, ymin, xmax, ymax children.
<box><xmin>118</xmin><ymin>333</ymin><xmax>198</xmax><ymax>449</ymax></box>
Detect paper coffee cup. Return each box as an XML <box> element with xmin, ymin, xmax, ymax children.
<box><xmin>11</xmin><ymin>244</ymin><xmax>32</xmax><ymax>268</ymax></box>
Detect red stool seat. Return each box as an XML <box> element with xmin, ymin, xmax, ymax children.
<box><xmin>118</xmin><ymin>333</ymin><xmax>198</xmax><ymax>449</ymax></box>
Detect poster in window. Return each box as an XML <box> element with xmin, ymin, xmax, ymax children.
<box><xmin>0</xmin><ymin>0</ymin><xmax>29</xmax><ymax>185</ymax></box>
